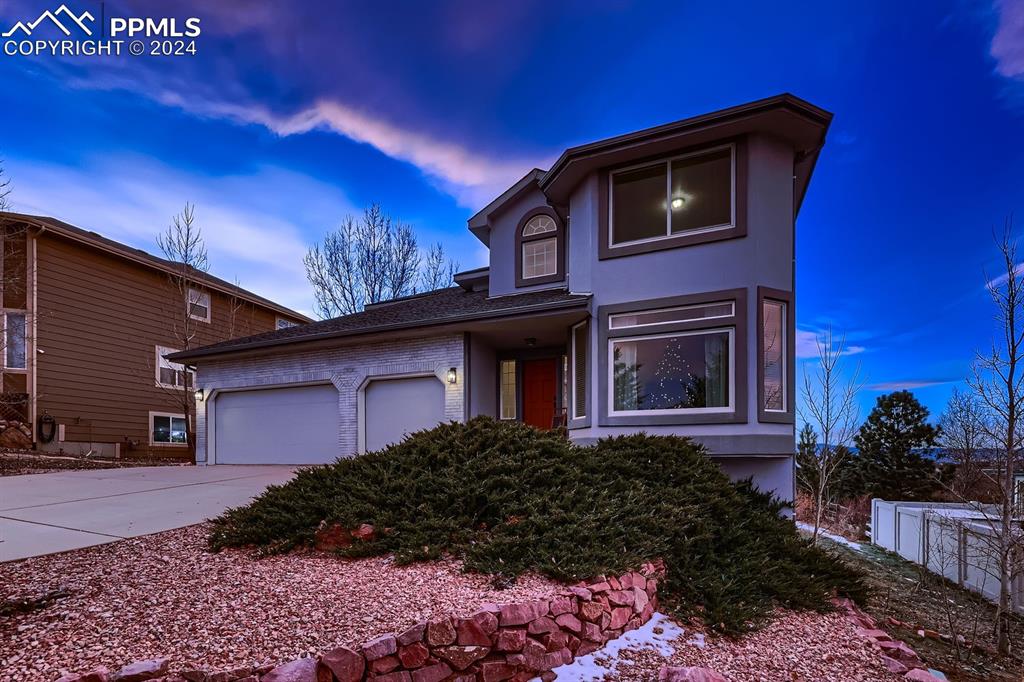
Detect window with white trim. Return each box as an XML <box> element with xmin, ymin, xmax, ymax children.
<box><xmin>188</xmin><ymin>288</ymin><xmax>211</xmax><ymax>322</ymax></box>
<box><xmin>610</xmin><ymin>328</ymin><xmax>733</xmax><ymax>414</ymax></box>
<box><xmin>155</xmin><ymin>346</ymin><xmax>192</xmax><ymax>389</ymax></box>
<box><xmin>610</xmin><ymin>144</ymin><xmax>734</xmax><ymax>247</ymax></box>
<box><xmin>499</xmin><ymin>359</ymin><xmax>517</xmax><ymax>420</ymax></box>
<box><xmin>762</xmin><ymin>299</ymin><xmax>787</xmax><ymax>412</ymax></box>
<box><xmin>150</xmin><ymin>412</ymin><xmax>187</xmax><ymax>445</ymax></box>
<box><xmin>4</xmin><ymin>312</ymin><xmax>26</xmax><ymax>370</ymax></box>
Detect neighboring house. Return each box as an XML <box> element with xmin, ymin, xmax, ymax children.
<box><xmin>171</xmin><ymin>94</ymin><xmax>828</xmax><ymax>499</ymax></box>
<box><xmin>0</xmin><ymin>213</ymin><xmax>309</xmax><ymax>459</ymax></box>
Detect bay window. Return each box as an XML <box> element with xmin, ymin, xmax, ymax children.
<box><xmin>599</xmin><ymin>289</ymin><xmax>747</xmax><ymax>425</ymax></box>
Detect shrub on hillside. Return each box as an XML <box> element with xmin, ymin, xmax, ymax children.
<box><xmin>209</xmin><ymin>417</ymin><xmax>864</xmax><ymax>634</ymax></box>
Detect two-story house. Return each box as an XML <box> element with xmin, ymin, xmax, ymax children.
<box><xmin>171</xmin><ymin>94</ymin><xmax>829</xmax><ymax>499</ymax></box>
<box><xmin>0</xmin><ymin>213</ymin><xmax>309</xmax><ymax>459</ymax></box>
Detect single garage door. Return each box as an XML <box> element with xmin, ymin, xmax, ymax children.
<box><xmin>215</xmin><ymin>384</ymin><xmax>339</xmax><ymax>464</ymax></box>
<box><xmin>364</xmin><ymin>376</ymin><xmax>445</xmax><ymax>452</ymax></box>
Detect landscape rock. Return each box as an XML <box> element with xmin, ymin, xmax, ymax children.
<box><xmin>397</xmin><ymin>622</ymin><xmax>427</xmax><ymax>646</ymax></box>
<box><xmin>434</xmin><ymin>645</ymin><xmax>489</xmax><ymax>670</ymax></box>
<box><xmin>456</xmin><ymin>616</ymin><xmax>493</xmax><ymax>646</ymax></box>
<box><xmin>554</xmin><ymin>613</ymin><xmax>582</xmax><ymax>633</ymax></box>
<box><xmin>319</xmin><ymin>646</ymin><xmax>364</xmax><ymax>682</ymax></box>
<box><xmin>410</xmin><ymin>662</ymin><xmax>451</xmax><ymax>682</ymax></box>
<box><xmin>369</xmin><ymin>654</ymin><xmax>402</xmax><ymax>674</ymax></box>
<box><xmin>397</xmin><ymin>642</ymin><xmax>430</xmax><ymax>669</ymax></box>
<box><xmin>312</xmin><ymin>521</ymin><xmax>351</xmax><ymax>552</ymax></box>
<box><xmin>880</xmin><ymin>656</ymin><xmax>909</xmax><ymax>675</ymax></box>
<box><xmin>478</xmin><ymin>660</ymin><xmax>517</xmax><ymax>681</ymax></box>
<box><xmin>113</xmin><ymin>658</ymin><xmax>171</xmax><ymax>682</ymax></box>
<box><xmin>350</xmin><ymin>523</ymin><xmax>376</xmax><ymax>542</ymax></box>
<box><xmin>548</xmin><ymin>596</ymin><xmax>574</xmax><ymax>616</ymax></box>
<box><xmin>496</xmin><ymin>628</ymin><xmax>527</xmax><ymax>651</ymax></box>
<box><xmin>526</xmin><ymin>616</ymin><xmax>559</xmax><ymax>635</ymax></box>
<box><xmin>470</xmin><ymin>609</ymin><xmax>499</xmax><ymax>635</ymax></box>
<box><xmin>361</xmin><ymin>633</ymin><xmax>398</xmax><ymax>661</ymax></box>
<box><xmin>578</xmin><ymin>601</ymin><xmax>604</xmax><ymax>622</ymax></box>
<box><xmin>426</xmin><ymin>617</ymin><xmax>457</xmax><ymax>646</ymax></box>
<box><xmin>498</xmin><ymin>600</ymin><xmax>548</xmax><ymax>626</ymax></box>
<box><xmin>261</xmin><ymin>658</ymin><xmax>317</xmax><ymax>682</ymax></box>
<box><xmin>904</xmin><ymin>670</ymin><xmax>946</xmax><ymax>682</ymax></box>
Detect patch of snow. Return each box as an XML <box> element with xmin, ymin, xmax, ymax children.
<box><xmin>545</xmin><ymin>612</ymin><xmax>685</xmax><ymax>681</ymax></box>
<box><xmin>795</xmin><ymin>521</ymin><xmax>865</xmax><ymax>551</ymax></box>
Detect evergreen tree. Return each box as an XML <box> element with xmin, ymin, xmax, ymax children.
<box><xmin>853</xmin><ymin>390</ymin><xmax>941</xmax><ymax>500</ymax></box>
<box><xmin>795</xmin><ymin>423</ymin><xmax>819</xmax><ymax>495</ymax></box>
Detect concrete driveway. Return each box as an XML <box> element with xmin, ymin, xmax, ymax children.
<box><xmin>0</xmin><ymin>465</ymin><xmax>295</xmax><ymax>562</ymax></box>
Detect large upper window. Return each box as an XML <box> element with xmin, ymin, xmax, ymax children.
<box><xmin>515</xmin><ymin>209</ymin><xmax>564</xmax><ymax>287</ymax></box>
<box><xmin>610</xmin><ymin>329</ymin><xmax>732</xmax><ymax>414</ymax></box>
<box><xmin>602</xmin><ymin>143</ymin><xmax>743</xmax><ymax>258</ymax></box>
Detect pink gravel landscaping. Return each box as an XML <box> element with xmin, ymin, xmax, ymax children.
<box><xmin>0</xmin><ymin>523</ymin><xmax>559</xmax><ymax>681</ymax></box>
<box><xmin>607</xmin><ymin>610</ymin><xmax>903</xmax><ymax>681</ymax></box>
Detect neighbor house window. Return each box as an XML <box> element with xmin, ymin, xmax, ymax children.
<box><xmin>188</xmin><ymin>288</ymin><xmax>211</xmax><ymax>323</ymax></box>
<box><xmin>499</xmin><ymin>359</ymin><xmax>517</xmax><ymax>419</ymax></box>
<box><xmin>610</xmin><ymin>329</ymin><xmax>732</xmax><ymax>414</ymax></box>
<box><xmin>150</xmin><ymin>412</ymin><xmax>187</xmax><ymax>445</ymax></box>
<box><xmin>276</xmin><ymin>317</ymin><xmax>299</xmax><ymax>330</ymax></box>
<box><xmin>571</xmin><ymin>320</ymin><xmax>588</xmax><ymax>420</ymax></box>
<box><xmin>515</xmin><ymin>209</ymin><xmax>565</xmax><ymax>286</ymax></box>
<box><xmin>601</xmin><ymin>142</ymin><xmax>744</xmax><ymax>259</ymax></box>
<box><xmin>5</xmin><ymin>312</ymin><xmax>26</xmax><ymax>370</ymax></box>
<box><xmin>156</xmin><ymin>346</ymin><xmax>191</xmax><ymax>389</ymax></box>
<box><xmin>762</xmin><ymin>300</ymin><xmax>786</xmax><ymax>412</ymax></box>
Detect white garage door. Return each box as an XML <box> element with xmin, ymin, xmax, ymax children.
<box><xmin>364</xmin><ymin>376</ymin><xmax>445</xmax><ymax>452</ymax></box>
<box><xmin>215</xmin><ymin>384</ymin><xmax>339</xmax><ymax>464</ymax></box>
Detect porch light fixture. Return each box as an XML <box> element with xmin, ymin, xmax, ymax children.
<box><xmin>194</xmin><ymin>388</ymin><xmax>204</xmax><ymax>402</ymax></box>
<box><xmin>447</xmin><ymin>367</ymin><xmax>457</xmax><ymax>384</ymax></box>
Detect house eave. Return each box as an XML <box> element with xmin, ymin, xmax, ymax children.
<box><xmin>168</xmin><ymin>295</ymin><xmax>591</xmax><ymax>363</ymax></box>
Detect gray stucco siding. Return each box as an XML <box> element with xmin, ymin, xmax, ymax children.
<box><xmin>194</xmin><ymin>334</ymin><xmax>464</xmax><ymax>463</ymax></box>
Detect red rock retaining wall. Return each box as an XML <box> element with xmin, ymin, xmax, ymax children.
<box><xmin>55</xmin><ymin>561</ymin><xmax>665</xmax><ymax>682</ymax></box>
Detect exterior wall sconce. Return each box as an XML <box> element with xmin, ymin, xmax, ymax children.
<box><xmin>447</xmin><ymin>367</ymin><xmax>457</xmax><ymax>384</ymax></box>
<box><xmin>194</xmin><ymin>388</ymin><xmax>205</xmax><ymax>402</ymax></box>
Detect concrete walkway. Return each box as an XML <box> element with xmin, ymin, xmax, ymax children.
<box><xmin>0</xmin><ymin>465</ymin><xmax>295</xmax><ymax>562</ymax></box>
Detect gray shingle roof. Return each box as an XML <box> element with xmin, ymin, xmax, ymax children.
<box><xmin>169</xmin><ymin>286</ymin><xmax>590</xmax><ymax>362</ymax></box>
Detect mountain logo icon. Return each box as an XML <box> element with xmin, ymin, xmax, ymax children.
<box><xmin>3</xmin><ymin>4</ymin><xmax>95</xmax><ymax>38</ymax></box>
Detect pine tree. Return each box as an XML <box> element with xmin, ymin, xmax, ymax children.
<box><xmin>853</xmin><ymin>390</ymin><xmax>941</xmax><ymax>500</ymax></box>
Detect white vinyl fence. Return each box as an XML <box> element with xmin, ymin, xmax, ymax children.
<box><xmin>869</xmin><ymin>499</ymin><xmax>1024</xmax><ymax>614</ymax></box>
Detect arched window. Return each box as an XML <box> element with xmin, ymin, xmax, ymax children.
<box><xmin>515</xmin><ymin>208</ymin><xmax>565</xmax><ymax>287</ymax></box>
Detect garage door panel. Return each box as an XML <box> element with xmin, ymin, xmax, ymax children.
<box><xmin>365</xmin><ymin>376</ymin><xmax>444</xmax><ymax>452</ymax></box>
<box><xmin>216</xmin><ymin>384</ymin><xmax>338</xmax><ymax>464</ymax></box>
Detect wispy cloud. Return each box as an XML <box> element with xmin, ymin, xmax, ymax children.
<box><xmin>5</xmin><ymin>154</ymin><xmax>355</xmax><ymax>313</ymax></box>
<box><xmin>796</xmin><ymin>328</ymin><xmax>867</xmax><ymax>359</ymax></box>
<box><xmin>153</xmin><ymin>93</ymin><xmax>551</xmax><ymax>209</ymax></box>
<box><xmin>991</xmin><ymin>0</ymin><xmax>1024</xmax><ymax>79</ymax></box>
<box><xmin>867</xmin><ymin>379</ymin><xmax>955</xmax><ymax>391</ymax></box>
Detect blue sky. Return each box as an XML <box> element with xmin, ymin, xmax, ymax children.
<box><xmin>0</xmin><ymin>0</ymin><xmax>1022</xmax><ymax>421</ymax></box>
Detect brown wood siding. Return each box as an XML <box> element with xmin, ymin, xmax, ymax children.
<box><xmin>35</xmin><ymin>233</ymin><xmax>296</xmax><ymax>459</ymax></box>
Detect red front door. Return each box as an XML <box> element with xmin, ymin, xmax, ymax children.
<box><xmin>522</xmin><ymin>358</ymin><xmax>558</xmax><ymax>430</ymax></box>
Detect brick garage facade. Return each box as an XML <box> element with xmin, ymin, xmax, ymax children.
<box><xmin>194</xmin><ymin>334</ymin><xmax>464</xmax><ymax>464</ymax></box>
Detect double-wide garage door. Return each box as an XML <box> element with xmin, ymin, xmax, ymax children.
<box><xmin>214</xmin><ymin>377</ymin><xmax>445</xmax><ymax>464</ymax></box>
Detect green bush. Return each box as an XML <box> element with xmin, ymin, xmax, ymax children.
<box><xmin>209</xmin><ymin>417</ymin><xmax>864</xmax><ymax>634</ymax></box>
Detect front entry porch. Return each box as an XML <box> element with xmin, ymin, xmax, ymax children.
<box><xmin>463</xmin><ymin>307</ymin><xmax>586</xmax><ymax>431</ymax></box>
